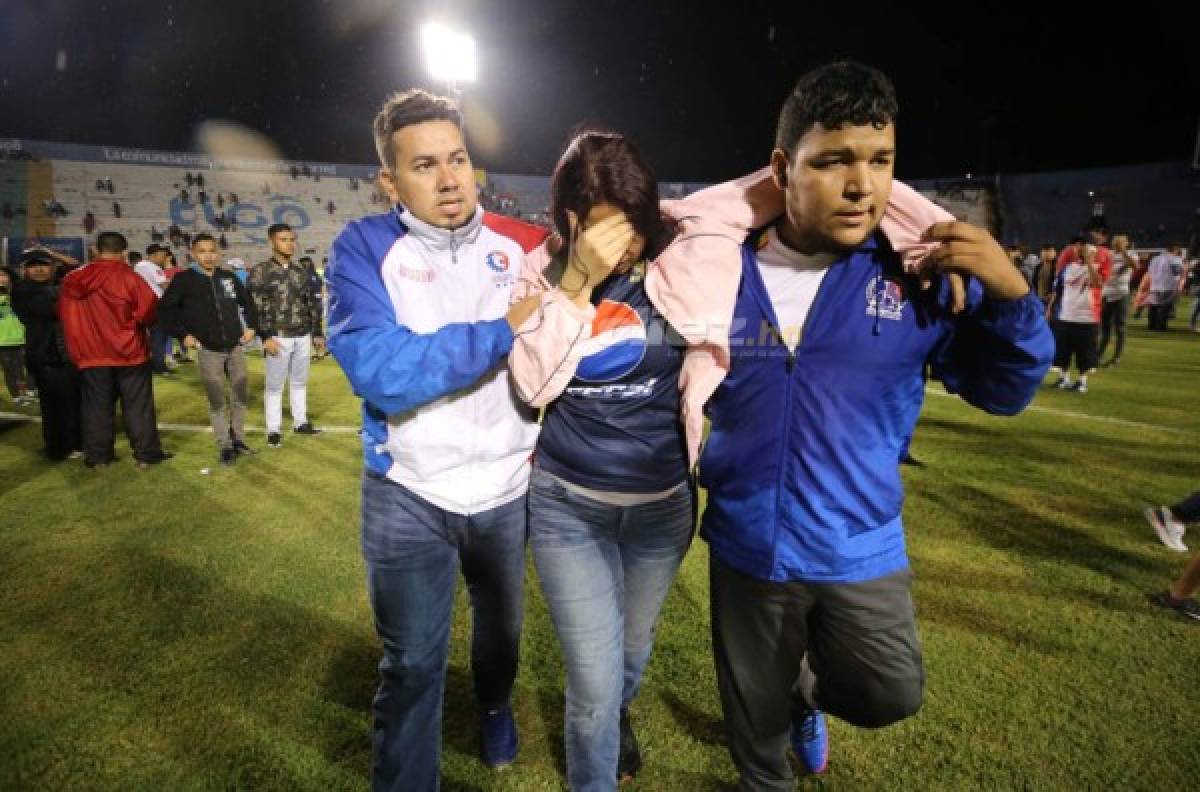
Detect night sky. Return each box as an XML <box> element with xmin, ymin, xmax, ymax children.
<box><xmin>2</xmin><ymin>0</ymin><xmax>1196</xmax><ymax>182</ymax></box>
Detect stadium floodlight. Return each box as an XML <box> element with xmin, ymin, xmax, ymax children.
<box><xmin>421</xmin><ymin>23</ymin><xmax>476</xmax><ymax>94</ymax></box>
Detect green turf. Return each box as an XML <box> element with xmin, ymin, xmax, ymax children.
<box><xmin>2</xmin><ymin>310</ymin><xmax>1199</xmax><ymax>791</ymax></box>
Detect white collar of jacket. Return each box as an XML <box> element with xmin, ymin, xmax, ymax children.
<box><xmin>393</xmin><ymin>203</ymin><xmax>484</xmax><ymax>251</ymax></box>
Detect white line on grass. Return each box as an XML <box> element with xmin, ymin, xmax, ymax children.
<box><xmin>0</xmin><ymin>412</ymin><xmax>361</xmax><ymax>434</ymax></box>
<box><xmin>923</xmin><ymin>388</ymin><xmax>1191</xmax><ymax>437</ymax></box>
<box><xmin>4</xmin><ymin>394</ymin><xmax>1193</xmax><ymax>440</ymax></box>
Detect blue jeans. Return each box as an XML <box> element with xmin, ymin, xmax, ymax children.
<box><xmin>361</xmin><ymin>473</ymin><xmax>527</xmax><ymax>792</ymax></box>
<box><xmin>529</xmin><ymin>466</ymin><xmax>694</xmax><ymax>792</ymax></box>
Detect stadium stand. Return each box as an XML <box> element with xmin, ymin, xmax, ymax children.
<box><xmin>909</xmin><ymin>180</ymin><xmax>998</xmax><ymax>234</ymax></box>
<box><xmin>997</xmin><ymin>161</ymin><xmax>1199</xmax><ymax>249</ymax></box>
<box><xmin>3</xmin><ymin>138</ymin><xmax>1194</xmax><ymax>267</ymax></box>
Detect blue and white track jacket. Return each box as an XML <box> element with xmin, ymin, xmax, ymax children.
<box><xmin>326</xmin><ymin>204</ymin><xmax>543</xmax><ymax>515</ymax></box>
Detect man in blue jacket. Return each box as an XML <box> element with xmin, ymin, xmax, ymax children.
<box><xmin>700</xmin><ymin>61</ymin><xmax>1053</xmax><ymax>789</ymax></box>
<box><xmin>325</xmin><ymin>89</ymin><xmax>543</xmax><ymax>791</ymax></box>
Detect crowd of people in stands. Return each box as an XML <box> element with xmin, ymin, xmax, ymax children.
<box><xmin>60</xmin><ymin>166</ymin><xmax>385</xmax><ymax>252</ymax></box>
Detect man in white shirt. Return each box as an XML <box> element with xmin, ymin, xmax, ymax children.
<box><xmin>1146</xmin><ymin>245</ymin><xmax>1185</xmax><ymax>331</ymax></box>
<box><xmin>1098</xmin><ymin>234</ymin><xmax>1136</xmax><ymax>366</ymax></box>
<box><xmin>1046</xmin><ymin>239</ymin><xmax>1105</xmax><ymax>392</ymax></box>
<box><xmin>134</xmin><ymin>244</ymin><xmax>171</xmax><ymax>375</ymax></box>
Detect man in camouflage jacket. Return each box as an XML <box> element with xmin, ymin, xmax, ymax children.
<box><xmin>247</xmin><ymin>223</ymin><xmax>325</xmax><ymax>446</ymax></box>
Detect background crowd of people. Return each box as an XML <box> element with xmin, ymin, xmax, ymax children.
<box><xmin>1006</xmin><ymin>226</ymin><xmax>1197</xmax><ymax>394</ymax></box>
<box><xmin>1</xmin><ymin>221</ymin><xmax>327</xmax><ymax>468</ymax></box>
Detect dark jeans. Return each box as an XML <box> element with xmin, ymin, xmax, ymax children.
<box><xmin>30</xmin><ymin>363</ymin><xmax>82</xmax><ymax>459</ymax></box>
<box><xmin>710</xmin><ymin>556</ymin><xmax>924</xmax><ymax>792</ymax></box>
<box><xmin>361</xmin><ymin>473</ymin><xmax>527</xmax><ymax>792</ymax></box>
<box><xmin>1148</xmin><ymin>294</ymin><xmax>1175</xmax><ymax>331</ymax></box>
<box><xmin>79</xmin><ymin>363</ymin><xmax>163</xmax><ymax>464</ymax></box>
<box><xmin>1172</xmin><ymin>491</ymin><xmax>1200</xmax><ymax>523</ymax></box>
<box><xmin>1052</xmin><ymin>321</ymin><xmax>1099</xmax><ymax>374</ymax></box>
<box><xmin>0</xmin><ymin>344</ymin><xmax>28</xmax><ymax>397</ymax></box>
<box><xmin>528</xmin><ymin>467</ymin><xmax>693</xmax><ymax>791</ymax></box>
<box><xmin>1098</xmin><ymin>296</ymin><xmax>1128</xmax><ymax>361</ymax></box>
<box><xmin>148</xmin><ymin>323</ymin><xmax>169</xmax><ymax>373</ymax></box>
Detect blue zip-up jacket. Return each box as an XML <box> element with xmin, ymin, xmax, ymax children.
<box><xmin>700</xmin><ymin>230</ymin><xmax>1054</xmax><ymax>583</ymax></box>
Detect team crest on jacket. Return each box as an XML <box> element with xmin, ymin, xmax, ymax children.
<box><xmin>485</xmin><ymin>251</ymin><xmax>510</xmax><ymax>273</ymax></box>
<box><xmin>865</xmin><ymin>276</ymin><xmax>907</xmax><ymax>321</ymax></box>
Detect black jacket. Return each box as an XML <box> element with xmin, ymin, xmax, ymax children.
<box><xmin>10</xmin><ymin>279</ymin><xmax>71</xmax><ymax>367</ymax></box>
<box><xmin>158</xmin><ymin>267</ymin><xmax>260</xmax><ymax>352</ymax></box>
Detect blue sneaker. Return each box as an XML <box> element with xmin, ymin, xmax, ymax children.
<box><xmin>791</xmin><ymin>709</ymin><xmax>829</xmax><ymax>775</ymax></box>
<box><xmin>480</xmin><ymin>705</ymin><xmax>518</xmax><ymax>768</ymax></box>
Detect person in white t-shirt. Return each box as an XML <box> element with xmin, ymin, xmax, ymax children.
<box><xmin>1045</xmin><ymin>238</ymin><xmax>1106</xmax><ymax>392</ymax></box>
<box><xmin>133</xmin><ymin>244</ymin><xmax>172</xmax><ymax>375</ymax></box>
<box><xmin>1146</xmin><ymin>245</ymin><xmax>1185</xmax><ymax>331</ymax></box>
<box><xmin>1098</xmin><ymin>234</ymin><xmax>1136</xmax><ymax>366</ymax></box>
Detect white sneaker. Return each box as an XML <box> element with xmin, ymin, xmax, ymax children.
<box><xmin>1055</xmin><ymin>378</ymin><xmax>1073</xmax><ymax>389</ymax></box>
<box><xmin>1145</xmin><ymin>506</ymin><xmax>1188</xmax><ymax>552</ymax></box>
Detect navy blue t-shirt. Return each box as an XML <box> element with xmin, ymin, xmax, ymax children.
<box><xmin>536</xmin><ymin>265</ymin><xmax>688</xmax><ymax>492</ymax></box>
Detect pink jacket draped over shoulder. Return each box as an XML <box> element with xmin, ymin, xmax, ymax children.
<box><xmin>509</xmin><ymin>167</ymin><xmax>956</xmax><ymax>467</ymax></box>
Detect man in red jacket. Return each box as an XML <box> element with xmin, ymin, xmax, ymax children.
<box><xmin>59</xmin><ymin>231</ymin><xmax>172</xmax><ymax>468</ymax></box>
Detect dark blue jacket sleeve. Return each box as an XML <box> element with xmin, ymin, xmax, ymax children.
<box><xmin>326</xmin><ymin>220</ymin><xmax>515</xmax><ymax>417</ymax></box>
<box><xmin>930</xmin><ymin>277</ymin><xmax>1054</xmax><ymax>416</ymax></box>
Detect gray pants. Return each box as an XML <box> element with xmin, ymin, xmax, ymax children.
<box><xmin>198</xmin><ymin>346</ymin><xmax>248</xmax><ymax>450</ymax></box>
<box><xmin>710</xmin><ymin>556</ymin><xmax>924</xmax><ymax>791</ymax></box>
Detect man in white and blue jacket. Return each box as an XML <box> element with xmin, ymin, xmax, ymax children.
<box><xmin>701</xmin><ymin>62</ymin><xmax>1054</xmax><ymax>790</ymax></box>
<box><xmin>325</xmin><ymin>90</ymin><xmax>544</xmax><ymax>792</ymax></box>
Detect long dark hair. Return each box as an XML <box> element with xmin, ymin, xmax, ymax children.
<box><xmin>549</xmin><ymin>130</ymin><xmax>667</xmax><ymax>261</ymax></box>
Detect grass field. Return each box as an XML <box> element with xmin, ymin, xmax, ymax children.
<box><xmin>2</xmin><ymin>309</ymin><xmax>1199</xmax><ymax>791</ymax></box>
